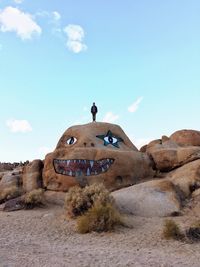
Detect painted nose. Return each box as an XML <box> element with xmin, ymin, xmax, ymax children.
<box><xmin>83</xmin><ymin>142</ymin><xmax>95</xmax><ymax>147</ymax></box>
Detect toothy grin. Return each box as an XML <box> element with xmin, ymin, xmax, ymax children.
<box><xmin>53</xmin><ymin>158</ymin><xmax>114</xmax><ymax>177</ymax></box>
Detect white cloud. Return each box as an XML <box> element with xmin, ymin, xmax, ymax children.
<box><xmin>52</xmin><ymin>11</ymin><xmax>61</xmax><ymax>21</ymax></box>
<box><xmin>14</xmin><ymin>0</ymin><xmax>23</xmax><ymax>4</ymax></box>
<box><xmin>64</xmin><ymin>24</ymin><xmax>87</xmax><ymax>53</ymax></box>
<box><xmin>66</xmin><ymin>40</ymin><xmax>87</xmax><ymax>53</ymax></box>
<box><xmin>128</xmin><ymin>96</ymin><xmax>143</xmax><ymax>113</ymax></box>
<box><xmin>103</xmin><ymin>112</ymin><xmax>119</xmax><ymax>123</ymax></box>
<box><xmin>6</xmin><ymin>119</ymin><xmax>32</xmax><ymax>133</ymax></box>
<box><xmin>0</xmin><ymin>6</ymin><xmax>42</xmax><ymax>40</ymax></box>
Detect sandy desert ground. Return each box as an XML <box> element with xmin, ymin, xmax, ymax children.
<box><xmin>1</xmin><ymin>198</ymin><xmax>200</xmax><ymax>267</ymax></box>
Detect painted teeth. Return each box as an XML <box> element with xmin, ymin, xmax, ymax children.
<box><xmin>87</xmin><ymin>168</ymin><xmax>90</xmax><ymax>176</ymax></box>
<box><xmin>54</xmin><ymin>158</ymin><xmax>114</xmax><ymax>177</ymax></box>
<box><xmin>90</xmin><ymin>160</ymin><xmax>94</xmax><ymax>168</ymax></box>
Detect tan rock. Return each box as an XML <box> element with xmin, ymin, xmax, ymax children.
<box><xmin>146</xmin><ymin>137</ymin><xmax>200</xmax><ymax>171</ymax></box>
<box><xmin>112</xmin><ymin>179</ymin><xmax>181</xmax><ymax>217</ymax></box>
<box><xmin>170</xmin><ymin>129</ymin><xmax>200</xmax><ymax>146</ymax></box>
<box><xmin>0</xmin><ymin>169</ymin><xmax>23</xmax><ymax>202</ymax></box>
<box><xmin>44</xmin><ymin>191</ymin><xmax>65</xmax><ymax>206</ymax></box>
<box><xmin>192</xmin><ymin>188</ymin><xmax>200</xmax><ymax>198</ymax></box>
<box><xmin>43</xmin><ymin>122</ymin><xmax>155</xmax><ymax>191</ymax></box>
<box><xmin>139</xmin><ymin>145</ymin><xmax>147</xmax><ymax>153</ymax></box>
<box><xmin>22</xmin><ymin>160</ymin><xmax>44</xmax><ymax>192</ymax></box>
<box><xmin>167</xmin><ymin>159</ymin><xmax>200</xmax><ymax>197</ymax></box>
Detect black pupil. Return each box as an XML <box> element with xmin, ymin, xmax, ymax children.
<box><xmin>108</xmin><ymin>136</ymin><xmax>113</xmax><ymax>143</ymax></box>
<box><xmin>69</xmin><ymin>137</ymin><xmax>74</xmax><ymax>144</ymax></box>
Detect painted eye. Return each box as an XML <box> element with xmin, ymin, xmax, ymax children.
<box><xmin>66</xmin><ymin>137</ymin><xmax>77</xmax><ymax>145</ymax></box>
<box><xmin>104</xmin><ymin>136</ymin><xmax>118</xmax><ymax>144</ymax></box>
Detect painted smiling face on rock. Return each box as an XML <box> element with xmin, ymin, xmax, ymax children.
<box><xmin>43</xmin><ymin>122</ymin><xmax>154</xmax><ymax>191</ymax></box>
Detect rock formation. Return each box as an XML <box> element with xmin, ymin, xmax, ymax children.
<box><xmin>22</xmin><ymin>159</ymin><xmax>43</xmax><ymax>192</ymax></box>
<box><xmin>1</xmin><ymin>125</ymin><xmax>200</xmax><ymax>217</ymax></box>
<box><xmin>43</xmin><ymin>122</ymin><xmax>155</xmax><ymax>191</ymax></box>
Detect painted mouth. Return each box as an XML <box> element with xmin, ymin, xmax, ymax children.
<box><xmin>53</xmin><ymin>158</ymin><xmax>114</xmax><ymax>177</ymax></box>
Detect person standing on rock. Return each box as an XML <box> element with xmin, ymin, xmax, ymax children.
<box><xmin>91</xmin><ymin>102</ymin><xmax>98</xmax><ymax>122</ymax></box>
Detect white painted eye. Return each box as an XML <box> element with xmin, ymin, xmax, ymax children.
<box><xmin>66</xmin><ymin>137</ymin><xmax>77</xmax><ymax>145</ymax></box>
<box><xmin>104</xmin><ymin>136</ymin><xmax>118</xmax><ymax>144</ymax></box>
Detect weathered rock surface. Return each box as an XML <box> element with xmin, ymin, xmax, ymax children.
<box><xmin>166</xmin><ymin>159</ymin><xmax>200</xmax><ymax>197</ymax></box>
<box><xmin>170</xmin><ymin>129</ymin><xmax>200</xmax><ymax>146</ymax></box>
<box><xmin>2</xmin><ymin>196</ymin><xmax>25</xmax><ymax>212</ymax></box>
<box><xmin>146</xmin><ymin>139</ymin><xmax>200</xmax><ymax>171</ymax></box>
<box><xmin>22</xmin><ymin>159</ymin><xmax>44</xmax><ymax>192</ymax></box>
<box><xmin>44</xmin><ymin>191</ymin><xmax>65</xmax><ymax>206</ymax></box>
<box><xmin>43</xmin><ymin>122</ymin><xmax>155</xmax><ymax>191</ymax></box>
<box><xmin>112</xmin><ymin>179</ymin><xmax>181</xmax><ymax>217</ymax></box>
<box><xmin>0</xmin><ymin>168</ymin><xmax>23</xmax><ymax>202</ymax></box>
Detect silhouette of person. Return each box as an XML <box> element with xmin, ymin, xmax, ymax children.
<box><xmin>91</xmin><ymin>102</ymin><xmax>98</xmax><ymax>122</ymax></box>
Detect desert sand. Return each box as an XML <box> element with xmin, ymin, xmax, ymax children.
<box><xmin>1</xmin><ymin>199</ymin><xmax>200</xmax><ymax>267</ymax></box>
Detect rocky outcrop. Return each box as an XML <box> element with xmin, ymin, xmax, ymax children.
<box><xmin>112</xmin><ymin>179</ymin><xmax>181</xmax><ymax>217</ymax></box>
<box><xmin>22</xmin><ymin>160</ymin><xmax>44</xmax><ymax>192</ymax></box>
<box><xmin>166</xmin><ymin>159</ymin><xmax>200</xmax><ymax>197</ymax></box>
<box><xmin>0</xmin><ymin>168</ymin><xmax>23</xmax><ymax>203</ymax></box>
<box><xmin>145</xmin><ymin>138</ymin><xmax>200</xmax><ymax>172</ymax></box>
<box><xmin>43</xmin><ymin>122</ymin><xmax>155</xmax><ymax>191</ymax></box>
<box><xmin>170</xmin><ymin>129</ymin><xmax>200</xmax><ymax>147</ymax></box>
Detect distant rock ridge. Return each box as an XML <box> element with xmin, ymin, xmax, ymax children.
<box><xmin>0</xmin><ymin>161</ymin><xmax>29</xmax><ymax>172</ymax></box>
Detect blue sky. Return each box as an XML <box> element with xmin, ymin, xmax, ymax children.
<box><xmin>0</xmin><ymin>0</ymin><xmax>200</xmax><ymax>162</ymax></box>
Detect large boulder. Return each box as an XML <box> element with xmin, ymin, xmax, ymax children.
<box><xmin>170</xmin><ymin>129</ymin><xmax>200</xmax><ymax>146</ymax></box>
<box><xmin>0</xmin><ymin>168</ymin><xmax>23</xmax><ymax>202</ymax></box>
<box><xmin>146</xmin><ymin>139</ymin><xmax>200</xmax><ymax>171</ymax></box>
<box><xmin>112</xmin><ymin>179</ymin><xmax>181</xmax><ymax>217</ymax></box>
<box><xmin>44</xmin><ymin>191</ymin><xmax>65</xmax><ymax>206</ymax></box>
<box><xmin>167</xmin><ymin>159</ymin><xmax>200</xmax><ymax>197</ymax></box>
<box><xmin>22</xmin><ymin>159</ymin><xmax>44</xmax><ymax>192</ymax></box>
<box><xmin>43</xmin><ymin>122</ymin><xmax>155</xmax><ymax>191</ymax></box>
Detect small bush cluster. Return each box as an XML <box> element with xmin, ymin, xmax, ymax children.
<box><xmin>65</xmin><ymin>183</ymin><xmax>113</xmax><ymax>218</ymax></box>
<box><xmin>24</xmin><ymin>188</ymin><xmax>44</xmax><ymax>209</ymax></box>
<box><xmin>186</xmin><ymin>221</ymin><xmax>200</xmax><ymax>242</ymax></box>
<box><xmin>77</xmin><ymin>202</ymin><xmax>122</xmax><ymax>234</ymax></box>
<box><xmin>65</xmin><ymin>183</ymin><xmax>122</xmax><ymax>233</ymax></box>
<box><xmin>162</xmin><ymin>219</ymin><xmax>184</xmax><ymax>240</ymax></box>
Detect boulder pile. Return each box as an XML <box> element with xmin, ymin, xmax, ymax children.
<box><xmin>1</xmin><ymin>125</ymin><xmax>200</xmax><ymax>217</ymax></box>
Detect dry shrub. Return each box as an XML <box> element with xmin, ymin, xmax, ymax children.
<box><xmin>65</xmin><ymin>183</ymin><xmax>113</xmax><ymax>218</ymax></box>
<box><xmin>77</xmin><ymin>201</ymin><xmax>122</xmax><ymax>234</ymax></box>
<box><xmin>24</xmin><ymin>189</ymin><xmax>44</xmax><ymax>209</ymax></box>
<box><xmin>186</xmin><ymin>221</ymin><xmax>200</xmax><ymax>242</ymax></box>
<box><xmin>162</xmin><ymin>219</ymin><xmax>184</xmax><ymax>240</ymax></box>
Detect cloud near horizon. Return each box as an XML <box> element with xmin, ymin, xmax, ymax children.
<box><xmin>6</xmin><ymin>119</ymin><xmax>32</xmax><ymax>133</ymax></box>
<box><xmin>103</xmin><ymin>112</ymin><xmax>119</xmax><ymax>123</ymax></box>
<box><xmin>128</xmin><ymin>96</ymin><xmax>143</xmax><ymax>113</ymax></box>
<box><xmin>64</xmin><ymin>24</ymin><xmax>87</xmax><ymax>53</ymax></box>
<box><xmin>0</xmin><ymin>6</ymin><xmax>41</xmax><ymax>40</ymax></box>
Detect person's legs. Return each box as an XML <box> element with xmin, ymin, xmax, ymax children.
<box><xmin>92</xmin><ymin>113</ymin><xmax>96</xmax><ymax>122</ymax></box>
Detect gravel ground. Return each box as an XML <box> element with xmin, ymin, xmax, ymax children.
<box><xmin>1</xmin><ymin>203</ymin><xmax>200</xmax><ymax>267</ymax></box>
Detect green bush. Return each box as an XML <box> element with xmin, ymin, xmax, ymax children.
<box><xmin>77</xmin><ymin>201</ymin><xmax>122</xmax><ymax>234</ymax></box>
<box><xmin>162</xmin><ymin>219</ymin><xmax>184</xmax><ymax>240</ymax></box>
<box><xmin>24</xmin><ymin>188</ymin><xmax>44</xmax><ymax>209</ymax></box>
<box><xmin>65</xmin><ymin>183</ymin><xmax>113</xmax><ymax>218</ymax></box>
